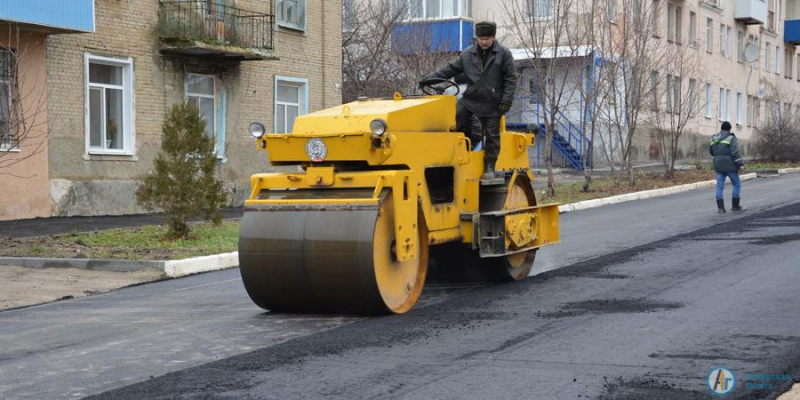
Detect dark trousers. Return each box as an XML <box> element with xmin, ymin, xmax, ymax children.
<box><xmin>456</xmin><ymin>101</ymin><xmax>500</xmax><ymax>164</ymax></box>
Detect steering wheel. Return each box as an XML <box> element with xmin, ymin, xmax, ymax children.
<box><xmin>420</xmin><ymin>78</ymin><xmax>461</xmax><ymax>96</ymax></box>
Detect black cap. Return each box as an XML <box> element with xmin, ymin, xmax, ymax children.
<box><xmin>475</xmin><ymin>21</ymin><xmax>497</xmax><ymax>37</ymax></box>
<box><xmin>721</xmin><ymin>121</ymin><xmax>732</xmax><ymax>131</ymax></box>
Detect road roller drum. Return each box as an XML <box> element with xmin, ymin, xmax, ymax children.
<box><xmin>239</xmin><ymin>86</ymin><xmax>559</xmax><ymax>314</ymax></box>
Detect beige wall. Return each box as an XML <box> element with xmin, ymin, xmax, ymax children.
<box><xmin>45</xmin><ymin>0</ymin><xmax>343</xmax><ymax>217</ymax></box>
<box><xmin>0</xmin><ymin>30</ymin><xmax>51</xmax><ymax>221</ymax></box>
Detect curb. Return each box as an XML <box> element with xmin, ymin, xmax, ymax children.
<box><xmin>557</xmin><ymin>173</ymin><xmax>758</xmax><ymax>214</ymax></box>
<box><xmin>0</xmin><ymin>252</ymin><xmax>239</xmax><ymax>278</ymax></box>
<box><xmin>777</xmin><ymin>167</ymin><xmax>800</xmax><ymax>174</ymax></box>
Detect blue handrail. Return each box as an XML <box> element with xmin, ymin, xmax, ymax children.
<box><xmin>506</xmin><ymin>95</ymin><xmax>591</xmax><ymax>171</ymax></box>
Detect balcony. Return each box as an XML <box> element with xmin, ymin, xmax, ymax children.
<box><xmin>392</xmin><ymin>18</ymin><xmax>474</xmax><ymax>55</ymax></box>
<box><xmin>734</xmin><ymin>0</ymin><xmax>768</xmax><ymax>24</ymax></box>
<box><xmin>0</xmin><ymin>0</ymin><xmax>94</xmax><ymax>33</ymax></box>
<box><xmin>158</xmin><ymin>1</ymin><xmax>276</xmax><ymax>61</ymax></box>
<box><xmin>787</xmin><ymin>0</ymin><xmax>800</xmax><ymax>43</ymax></box>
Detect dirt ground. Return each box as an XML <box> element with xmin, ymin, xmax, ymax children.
<box><xmin>0</xmin><ymin>265</ymin><xmax>165</xmax><ymax>311</ymax></box>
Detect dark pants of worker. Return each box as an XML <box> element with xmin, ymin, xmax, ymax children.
<box><xmin>456</xmin><ymin>102</ymin><xmax>500</xmax><ymax>164</ymax></box>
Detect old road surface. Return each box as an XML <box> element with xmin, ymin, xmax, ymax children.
<box><xmin>1</xmin><ymin>174</ymin><xmax>799</xmax><ymax>400</ymax></box>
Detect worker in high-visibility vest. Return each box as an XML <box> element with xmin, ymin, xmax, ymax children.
<box><xmin>710</xmin><ymin>121</ymin><xmax>746</xmax><ymax>214</ymax></box>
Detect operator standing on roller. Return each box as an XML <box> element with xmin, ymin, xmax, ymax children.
<box><xmin>420</xmin><ymin>21</ymin><xmax>518</xmax><ymax>179</ymax></box>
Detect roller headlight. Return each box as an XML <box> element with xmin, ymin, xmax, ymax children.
<box><xmin>370</xmin><ymin>119</ymin><xmax>387</xmax><ymax>136</ymax></box>
<box><xmin>249</xmin><ymin>122</ymin><xmax>266</xmax><ymax>138</ymax></box>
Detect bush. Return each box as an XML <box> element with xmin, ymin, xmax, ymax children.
<box><xmin>137</xmin><ymin>103</ymin><xmax>227</xmax><ymax>239</ymax></box>
<box><xmin>755</xmin><ymin>120</ymin><xmax>800</xmax><ymax>162</ymax></box>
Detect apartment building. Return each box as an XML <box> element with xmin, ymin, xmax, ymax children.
<box><xmin>0</xmin><ymin>0</ymin><xmax>342</xmax><ymax>221</ymax></box>
<box><xmin>386</xmin><ymin>0</ymin><xmax>800</xmax><ymax>167</ymax></box>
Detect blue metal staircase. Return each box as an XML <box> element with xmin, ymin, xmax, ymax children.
<box><xmin>506</xmin><ymin>97</ymin><xmax>592</xmax><ymax>171</ymax></box>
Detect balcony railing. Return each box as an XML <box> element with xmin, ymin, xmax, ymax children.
<box><xmin>158</xmin><ymin>1</ymin><xmax>274</xmax><ymax>51</ymax></box>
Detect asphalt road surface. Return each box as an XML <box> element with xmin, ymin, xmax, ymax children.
<box><xmin>1</xmin><ymin>174</ymin><xmax>799</xmax><ymax>399</ymax></box>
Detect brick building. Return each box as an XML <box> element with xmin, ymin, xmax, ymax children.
<box><xmin>1</xmin><ymin>0</ymin><xmax>342</xmax><ymax>220</ymax></box>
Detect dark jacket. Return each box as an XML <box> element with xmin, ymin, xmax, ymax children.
<box><xmin>426</xmin><ymin>41</ymin><xmax>518</xmax><ymax>117</ymax></box>
<box><xmin>710</xmin><ymin>130</ymin><xmax>745</xmax><ymax>172</ymax></box>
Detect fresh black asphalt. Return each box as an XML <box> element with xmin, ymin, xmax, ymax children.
<box><xmin>1</xmin><ymin>174</ymin><xmax>799</xmax><ymax>399</ymax></box>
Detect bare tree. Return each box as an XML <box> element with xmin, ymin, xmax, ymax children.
<box><xmin>595</xmin><ymin>0</ymin><xmax>667</xmax><ymax>185</ymax></box>
<box><xmin>503</xmin><ymin>0</ymin><xmax>590</xmax><ymax>197</ymax></box>
<box><xmin>756</xmin><ymin>87</ymin><xmax>800</xmax><ymax>162</ymax></box>
<box><xmin>0</xmin><ymin>25</ymin><xmax>49</xmax><ymax>178</ymax></box>
<box><xmin>647</xmin><ymin>43</ymin><xmax>706</xmax><ymax>178</ymax></box>
<box><xmin>342</xmin><ymin>0</ymin><xmax>453</xmax><ymax>102</ymax></box>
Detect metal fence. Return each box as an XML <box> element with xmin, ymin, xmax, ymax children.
<box><xmin>159</xmin><ymin>0</ymin><xmax>274</xmax><ymax>50</ymax></box>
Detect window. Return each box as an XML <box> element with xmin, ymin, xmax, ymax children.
<box><xmin>528</xmin><ymin>0</ymin><xmax>554</xmax><ymax>19</ymax></box>
<box><xmin>775</xmin><ymin>45</ymin><xmax>780</xmax><ymax>75</ymax></box>
<box><xmin>746</xmin><ymin>95</ymin><xmax>752</xmax><ymax>127</ymax></box>
<box><xmin>705</xmin><ymin>83</ymin><xmax>713</xmax><ymax>118</ymax></box>
<box><xmin>275</xmin><ymin>76</ymin><xmax>308</xmax><ymax>134</ymax></box>
<box><xmin>736</xmin><ymin>92</ymin><xmax>743</xmax><ymax>125</ymax></box>
<box><xmin>726</xmin><ymin>89</ymin><xmax>732</xmax><ymax>120</ymax></box>
<box><xmin>754</xmin><ymin>98</ymin><xmax>761</xmax><ymax>127</ymax></box>
<box><xmin>654</xmin><ymin>0</ymin><xmax>662</xmax><ymax>38</ymax></box>
<box><xmin>719</xmin><ymin>24</ymin><xmax>725</xmax><ymax>57</ymax></box>
<box><xmin>277</xmin><ymin>0</ymin><xmax>306</xmax><ymax>31</ymax></box>
<box><xmin>706</xmin><ymin>18</ymin><xmax>713</xmax><ymax>53</ymax></box>
<box><xmin>689</xmin><ymin>12</ymin><xmax>696</xmax><ymax>47</ymax></box>
<box><xmin>674</xmin><ymin>76</ymin><xmax>681</xmax><ymax>112</ymax></box>
<box><xmin>666</xmin><ymin>74</ymin><xmax>673</xmax><ymax>112</ymax></box>
<box><xmin>765</xmin><ymin>41</ymin><xmax>771</xmax><ymax>72</ymax></box>
<box><xmin>786</xmin><ymin>48</ymin><xmax>793</xmax><ymax>79</ymax></box>
<box><xmin>343</xmin><ymin>0</ymin><xmax>357</xmax><ymax>31</ymax></box>
<box><xmin>85</xmin><ymin>54</ymin><xmax>134</xmax><ymax>155</ymax></box>
<box><xmin>718</xmin><ymin>87</ymin><xmax>725</xmax><ymax>120</ymax></box>
<box><xmin>727</xmin><ymin>26</ymin><xmax>732</xmax><ymax>59</ymax></box>
<box><xmin>608</xmin><ymin>0</ymin><xmax>616</xmax><ymax>22</ymax></box>
<box><xmin>737</xmin><ymin>30</ymin><xmax>744</xmax><ymax>62</ymax></box>
<box><xmin>667</xmin><ymin>3</ymin><xmax>673</xmax><ymax>41</ymax></box>
<box><xmin>0</xmin><ymin>50</ymin><xmax>14</xmax><ymax>151</ymax></box>
<box><xmin>768</xmin><ymin>0</ymin><xmax>776</xmax><ymax>31</ymax></box>
<box><xmin>630</xmin><ymin>0</ymin><xmax>642</xmax><ymax>27</ymax></box>
<box><xmin>675</xmin><ymin>6</ymin><xmax>682</xmax><ymax>44</ymax></box>
<box><xmin>797</xmin><ymin>54</ymin><xmax>800</xmax><ymax>81</ymax></box>
<box><xmin>185</xmin><ymin>74</ymin><xmax>217</xmax><ymax>151</ymax></box>
<box><xmin>650</xmin><ymin>71</ymin><xmax>659</xmax><ymax>111</ymax></box>
<box><xmin>688</xmin><ymin>78</ymin><xmax>697</xmax><ymax>116</ymax></box>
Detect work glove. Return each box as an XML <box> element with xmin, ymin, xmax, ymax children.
<box><xmin>499</xmin><ymin>103</ymin><xmax>512</xmax><ymax>114</ymax></box>
<box><xmin>418</xmin><ymin>79</ymin><xmax>432</xmax><ymax>90</ymax></box>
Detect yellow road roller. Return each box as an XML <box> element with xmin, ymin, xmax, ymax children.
<box><xmin>239</xmin><ymin>89</ymin><xmax>559</xmax><ymax>314</ymax></box>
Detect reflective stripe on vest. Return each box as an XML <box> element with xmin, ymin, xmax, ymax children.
<box><xmin>711</xmin><ymin>138</ymin><xmax>732</xmax><ymax>146</ymax></box>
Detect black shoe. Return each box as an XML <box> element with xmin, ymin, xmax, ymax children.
<box><xmin>717</xmin><ymin>199</ymin><xmax>726</xmax><ymax>214</ymax></box>
<box><xmin>482</xmin><ymin>161</ymin><xmax>496</xmax><ymax>180</ymax></box>
<box><xmin>732</xmin><ymin>198</ymin><xmax>746</xmax><ymax>212</ymax></box>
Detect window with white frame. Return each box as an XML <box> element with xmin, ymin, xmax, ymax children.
<box><xmin>775</xmin><ymin>45</ymin><xmax>780</xmax><ymax>74</ymax></box>
<box><xmin>689</xmin><ymin>11</ymin><xmax>696</xmax><ymax>47</ymax></box>
<box><xmin>726</xmin><ymin>26</ymin><xmax>732</xmax><ymax>59</ymax></box>
<box><xmin>746</xmin><ymin>95</ymin><xmax>753</xmax><ymax>127</ymax></box>
<box><xmin>185</xmin><ymin>73</ymin><xmax>216</xmax><ymax>146</ymax></box>
<box><xmin>736</xmin><ymin>91</ymin><xmax>743</xmax><ymax>125</ymax></box>
<box><xmin>673</xmin><ymin>5</ymin><xmax>682</xmax><ymax>44</ymax></box>
<box><xmin>650</xmin><ymin>71</ymin><xmax>659</xmax><ymax>111</ymax></box>
<box><xmin>737</xmin><ymin>30</ymin><xmax>744</xmax><ymax>62</ymax></box>
<box><xmin>666</xmin><ymin>74</ymin><xmax>673</xmax><ymax>113</ymax></box>
<box><xmin>275</xmin><ymin>76</ymin><xmax>308</xmax><ymax>134</ymax></box>
<box><xmin>85</xmin><ymin>54</ymin><xmax>134</xmax><ymax>155</ymax></box>
<box><xmin>653</xmin><ymin>0</ymin><xmax>661</xmax><ymax>38</ymax></box>
<box><xmin>797</xmin><ymin>54</ymin><xmax>800</xmax><ymax>80</ymax></box>
<box><xmin>754</xmin><ymin>97</ymin><xmax>761</xmax><ymax>126</ymax></box>
<box><xmin>0</xmin><ymin>50</ymin><xmax>14</xmax><ymax>151</ymax></box>
<box><xmin>706</xmin><ymin>18</ymin><xmax>713</xmax><ymax>53</ymax></box>
<box><xmin>719</xmin><ymin>24</ymin><xmax>725</xmax><ymax>57</ymax></box>
<box><xmin>667</xmin><ymin>3</ymin><xmax>674</xmax><ymax>41</ymax></box>
<box><xmin>785</xmin><ymin>48</ymin><xmax>793</xmax><ymax>78</ymax></box>
<box><xmin>765</xmin><ymin>41</ymin><xmax>771</xmax><ymax>71</ymax></box>
<box><xmin>688</xmin><ymin>78</ymin><xmax>697</xmax><ymax>116</ymax></box>
<box><xmin>277</xmin><ymin>0</ymin><xmax>306</xmax><ymax>31</ymax></box>
<box><xmin>608</xmin><ymin>0</ymin><xmax>617</xmax><ymax>22</ymax></box>
<box><xmin>718</xmin><ymin>87</ymin><xmax>725</xmax><ymax>120</ymax></box>
<box><xmin>705</xmin><ymin>83</ymin><xmax>713</xmax><ymax>118</ymax></box>
<box><xmin>726</xmin><ymin>89</ymin><xmax>732</xmax><ymax>120</ymax></box>
<box><xmin>395</xmin><ymin>0</ymin><xmax>472</xmax><ymax>20</ymax></box>
<box><xmin>528</xmin><ymin>0</ymin><xmax>554</xmax><ymax>19</ymax></box>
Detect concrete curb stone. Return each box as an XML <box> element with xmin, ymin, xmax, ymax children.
<box><xmin>557</xmin><ymin>173</ymin><xmax>758</xmax><ymax>214</ymax></box>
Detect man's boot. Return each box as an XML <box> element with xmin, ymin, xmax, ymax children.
<box><xmin>717</xmin><ymin>199</ymin><xmax>726</xmax><ymax>214</ymax></box>
<box><xmin>482</xmin><ymin>160</ymin><xmax>496</xmax><ymax>180</ymax></box>
<box><xmin>732</xmin><ymin>198</ymin><xmax>746</xmax><ymax>212</ymax></box>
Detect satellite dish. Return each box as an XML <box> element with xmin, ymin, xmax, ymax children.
<box><xmin>757</xmin><ymin>87</ymin><xmax>767</xmax><ymax>99</ymax></box>
<box><xmin>744</xmin><ymin>43</ymin><xmax>760</xmax><ymax>63</ymax></box>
